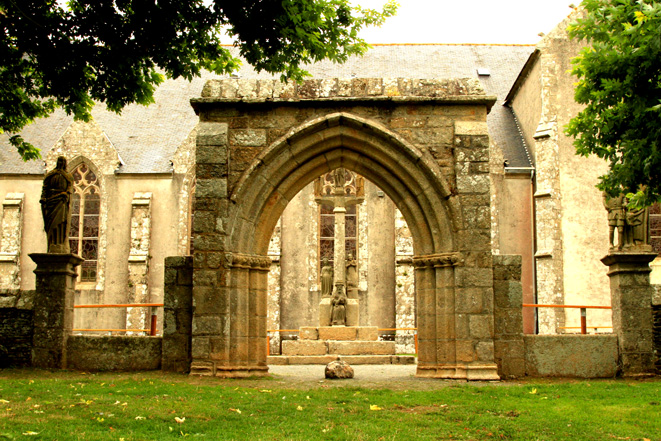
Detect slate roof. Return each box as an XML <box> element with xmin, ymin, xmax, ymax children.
<box><xmin>0</xmin><ymin>44</ymin><xmax>534</xmax><ymax>174</ymax></box>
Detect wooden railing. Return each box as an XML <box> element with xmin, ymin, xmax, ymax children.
<box><xmin>73</xmin><ymin>303</ymin><xmax>163</xmax><ymax>336</ymax></box>
<box><xmin>522</xmin><ymin>304</ymin><xmax>612</xmax><ymax>334</ymax></box>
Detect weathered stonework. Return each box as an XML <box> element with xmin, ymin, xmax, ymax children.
<box><xmin>394</xmin><ymin>209</ymin><xmax>415</xmax><ymax>353</ymax></box>
<box><xmin>162</xmin><ymin>256</ymin><xmax>193</xmax><ymax>372</ymax></box>
<box><xmin>0</xmin><ymin>193</ymin><xmax>24</xmax><ymax>289</ymax></box>
<box><xmin>190</xmin><ymin>77</ymin><xmax>498</xmax><ymax>379</ymax></box>
<box><xmin>0</xmin><ymin>289</ymin><xmax>34</xmax><ymax>367</ymax></box>
<box><xmin>267</xmin><ymin>218</ymin><xmax>281</xmax><ymax>355</ymax></box>
<box><xmin>30</xmin><ymin>253</ymin><xmax>83</xmax><ymax>369</ymax></box>
<box><xmin>126</xmin><ymin>193</ymin><xmax>152</xmax><ymax>334</ymax></box>
<box><xmin>493</xmin><ymin>254</ymin><xmax>525</xmax><ymax>378</ymax></box>
<box><xmin>524</xmin><ymin>334</ymin><xmax>618</xmax><ymax>378</ymax></box>
<box><xmin>66</xmin><ymin>335</ymin><xmax>162</xmax><ymax>371</ymax></box>
<box><xmin>601</xmin><ymin>252</ymin><xmax>657</xmax><ymax>376</ymax></box>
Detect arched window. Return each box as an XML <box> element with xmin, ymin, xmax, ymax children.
<box><xmin>316</xmin><ymin>169</ymin><xmax>362</xmax><ymax>268</ymax></box>
<box><xmin>69</xmin><ymin>163</ymin><xmax>100</xmax><ymax>283</ymax></box>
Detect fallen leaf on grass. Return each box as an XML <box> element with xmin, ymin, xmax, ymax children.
<box><xmin>229</xmin><ymin>408</ymin><xmax>242</xmax><ymax>414</ymax></box>
<box><xmin>22</xmin><ymin>432</ymin><xmax>39</xmax><ymax>436</ymax></box>
<box><xmin>0</xmin><ymin>400</ymin><xmax>8</xmax><ymax>404</ymax></box>
<box><xmin>135</xmin><ymin>416</ymin><xmax>145</xmax><ymax>420</ymax></box>
<box><xmin>259</xmin><ymin>390</ymin><xmax>272</xmax><ymax>393</ymax></box>
<box><xmin>529</xmin><ymin>388</ymin><xmax>537</xmax><ymax>395</ymax></box>
<box><xmin>175</xmin><ymin>417</ymin><xmax>186</xmax><ymax>424</ymax></box>
<box><xmin>369</xmin><ymin>405</ymin><xmax>382</xmax><ymax>411</ymax></box>
<box><xmin>297</xmin><ymin>406</ymin><xmax>303</xmax><ymax>411</ymax></box>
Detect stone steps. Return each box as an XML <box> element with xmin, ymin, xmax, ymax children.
<box><xmin>268</xmin><ymin>355</ymin><xmax>416</xmax><ymax>365</ymax></box>
<box><xmin>282</xmin><ymin>339</ymin><xmax>395</xmax><ymax>356</ymax></box>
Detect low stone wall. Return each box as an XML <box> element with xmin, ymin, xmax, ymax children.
<box><xmin>524</xmin><ymin>334</ymin><xmax>618</xmax><ymax>378</ymax></box>
<box><xmin>66</xmin><ymin>336</ymin><xmax>162</xmax><ymax>371</ymax></box>
<box><xmin>162</xmin><ymin>256</ymin><xmax>193</xmax><ymax>373</ymax></box>
<box><xmin>0</xmin><ymin>289</ymin><xmax>34</xmax><ymax>367</ymax></box>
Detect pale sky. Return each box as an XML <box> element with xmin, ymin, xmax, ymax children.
<box><xmin>353</xmin><ymin>0</ymin><xmax>577</xmax><ymax>44</ymax></box>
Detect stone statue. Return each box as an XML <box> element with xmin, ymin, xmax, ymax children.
<box><xmin>604</xmin><ymin>192</ymin><xmax>625</xmax><ymax>250</ymax></box>
<box><xmin>346</xmin><ymin>251</ymin><xmax>358</xmax><ymax>299</ymax></box>
<box><xmin>624</xmin><ymin>205</ymin><xmax>649</xmax><ymax>249</ymax></box>
<box><xmin>40</xmin><ymin>157</ymin><xmax>74</xmax><ymax>254</ymax></box>
<box><xmin>333</xmin><ymin>167</ymin><xmax>345</xmax><ymax>189</ymax></box>
<box><xmin>330</xmin><ymin>283</ymin><xmax>347</xmax><ymax>326</ymax></box>
<box><xmin>604</xmin><ymin>191</ymin><xmax>650</xmax><ymax>251</ymax></box>
<box><xmin>320</xmin><ymin>257</ymin><xmax>334</xmax><ymax>297</ymax></box>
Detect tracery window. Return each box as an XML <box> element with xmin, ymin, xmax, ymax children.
<box><xmin>68</xmin><ymin>163</ymin><xmax>100</xmax><ymax>283</ymax></box>
<box><xmin>318</xmin><ymin>203</ymin><xmax>357</xmax><ymax>265</ymax></box>
<box><xmin>316</xmin><ymin>169</ymin><xmax>362</xmax><ymax>268</ymax></box>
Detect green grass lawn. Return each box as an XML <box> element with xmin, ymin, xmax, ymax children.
<box><xmin>0</xmin><ymin>369</ymin><xmax>659</xmax><ymax>440</ymax></box>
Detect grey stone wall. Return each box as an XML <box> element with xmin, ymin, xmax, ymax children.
<box><xmin>524</xmin><ymin>334</ymin><xmax>618</xmax><ymax>378</ymax></box>
<box><xmin>492</xmin><ymin>255</ymin><xmax>525</xmax><ymax>378</ymax></box>
<box><xmin>66</xmin><ymin>335</ymin><xmax>161</xmax><ymax>371</ymax></box>
<box><xmin>0</xmin><ymin>289</ymin><xmax>34</xmax><ymax>367</ymax></box>
<box><xmin>162</xmin><ymin>256</ymin><xmax>193</xmax><ymax>372</ymax></box>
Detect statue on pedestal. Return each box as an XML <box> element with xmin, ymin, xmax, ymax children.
<box><xmin>40</xmin><ymin>157</ymin><xmax>73</xmax><ymax>254</ymax></box>
<box><xmin>330</xmin><ymin>283</ymin><xmax>347</xmax><ymax>326</ymax></box>
<box><xmin>604</xmin><ymin>191</ymin><xmax>650</xmax><ymax>251</ymax></box>
<box><xmin>320</xmin><ymin>257</ymin><xmax>334</xmax><ymax>298</ymax></box>
<box><xmin>604</xmin><ymin>192</ymin><xmax>625</xmax><ymax>250</ymax></box>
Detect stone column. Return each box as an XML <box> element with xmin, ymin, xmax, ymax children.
<box><xmin>415</xmin><ymin>253</ymin><xmax>499</xmax><ymax>380</ymax></box>
<box><xmin>29</xmin><ymin>253</ymin><xmax>83</xmax><ymax>369</ymax></box>
<box><xmin>162</xmin><ymin>256</ymin><xmax>193</xmax><ymax>373</ymax></box>
<box><xmin>333</xmin><ymin>205</ymin><xmax>346</xmax><ymax>286</ymax></box>
<box><xmin>601</xmin><ymin>252</ymin><xmax>657</xmax><ymax>376</ymax></box>
<box><xmin>191</xmin><ymin>253</ymin><xmax>269</xmax><ymax>378</ymax></box>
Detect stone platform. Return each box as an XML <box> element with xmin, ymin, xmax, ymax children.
<box><xmin>268</xmin><ymin>355</ymin><xmax>416</xmax><ymax>365</ymax></box>
<box><xmin>277</xmin><ymin>326</ymin><xmax>406</xmax><ymax>365</ymax></box>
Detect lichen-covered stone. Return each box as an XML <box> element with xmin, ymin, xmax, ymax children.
<box><xmin>324</xmin><ymin>359</ymin><xmax>354</xmax><ymax>379</ymax></box>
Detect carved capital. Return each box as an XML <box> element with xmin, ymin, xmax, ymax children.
<box><xmin>412</xmin><ymin>253</ymin><xmax>462</xmax><ymax>268</ymax></box>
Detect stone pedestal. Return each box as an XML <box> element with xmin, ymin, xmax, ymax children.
<box><xmin>601</xmin><ymin>252</ymin><xmax>657</xmax><ymax>376</ymax></box>
<box><xmin>29</xmin><ymin>253</ymin><xmax>83</xmax><ymax>369</ymax></box>
<box><xmin>319</xmin><ymin>298</ymin><xmax>358</xmax><ymax>326</ymax></box>
<box><xmin>271</xmin><ymin>325</ymin><xmax>410</xmax><ymax>365</ymax></box>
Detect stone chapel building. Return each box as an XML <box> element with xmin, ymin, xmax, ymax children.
<box><xmin>1</xmin><ymin>10</ymin><xmax>658</xmax><ymax>351</ymax></box>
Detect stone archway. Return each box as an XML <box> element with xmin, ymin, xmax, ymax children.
<box><xmin>190</xmin><ymin>77</ymin><xmax>499</xmax><ymax>380</ymax></box>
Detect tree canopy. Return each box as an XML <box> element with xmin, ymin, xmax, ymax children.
<box><xmin>565</xmin><ymin>0</ymin><xmax>661</xmax><ymax>207</ymax></box>
<box><xmin>0</xmin><ymin>0</ymin><xmax>397</xmax><ymax>160</ymax></box>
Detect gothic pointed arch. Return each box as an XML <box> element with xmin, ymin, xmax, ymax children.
<box><xmin>229</xmin><ymin>112</ymin><xmax>459</xmax><ymax>257</ymax></box>
<box><xmin>190</xmin><ymin>79</ymin><xmax>497</xmax><ymax>381</ymax></box>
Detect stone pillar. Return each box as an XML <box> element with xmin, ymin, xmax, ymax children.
<box><xmin>601</xmin><ymin>252</ymin><xmax>657</xmax><ymax>376</ymax></box>
<box><xmin>190</xmin><ymin>253</ymin><xmax>270</xmax><ymax>378</ymax></box>
<box><xmin>415</xmin><ymin>253</ymin><xmax>499</xmax><ymax>380</ymax></box>
<box><xmin>333</xmin><ymin>205</ymin><xmax>346</xmax><ymax>286</ymax></box>
<box><xmin>493</xmin><ymin>255</ymin><xmax>525</xmax><ymax>378</ymax></box>
<box><xmin>0</xmin><ymin>193</ymin><xmax>24</xmax><ymax>289</ymax></box>
<box><xmin>127</xmin><ymin>192</ymin><xmax>152</xmax><ymax>334</ymax></box>
<box><xmin>29</xmin><ymin>253</ymin><xmax>83</xmax><ymax>369</ymax></box>
<box><xmin>162</xmin><ymin>256</ymin><xmax>193</xmax><ymax>372</ymax></box>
